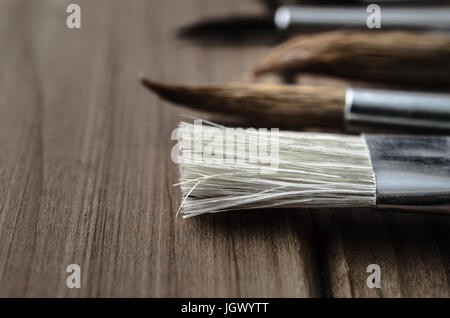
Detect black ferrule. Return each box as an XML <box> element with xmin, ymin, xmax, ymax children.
<box><xmin>364</xmin><ymin>134</ymin><xmax>450</xmax><ymax>208</ymax></box>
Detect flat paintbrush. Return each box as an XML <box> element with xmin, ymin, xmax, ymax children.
<box><xmin>141</xmin><ymin>79</ymin><xmax>450</xmax><ymax>131</ymax></box>
<box><xmin>176</xmin><ymin>121</ymin><xmax>450</xmax><ymax>217</ymax></box>
<box><xmin>252</xmin><ymin>30</ymin><xmax>450</xmax><ymax>87</ymax></box>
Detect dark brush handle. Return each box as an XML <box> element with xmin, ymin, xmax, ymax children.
<box><xmin>364</xmin><ymin>134</ymin><xmax>450</xmax><ymax>210</ymax></box>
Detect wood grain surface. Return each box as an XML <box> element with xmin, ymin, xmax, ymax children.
<box><xmin>0</xmin><ymin>0</ymin><xmax>449</xmax><ymax>297</ymax></box>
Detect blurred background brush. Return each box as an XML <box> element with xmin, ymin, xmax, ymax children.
<box><xmin>252</xmin><ymin>30</ymin><xmax>450</xmax><ymax>87</ymax></box>
<box><xmin>178</xmin><ymin>2</ymin><xmax>450</xmax><ymax>44</ymax></box>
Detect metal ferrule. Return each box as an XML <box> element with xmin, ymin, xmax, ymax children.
<box><xmin>345</xmin><ymin>88</ymin><xmax>450</xmax><ymax>131</ymax></box>
<box><xmin>274</xmin><ymin>6</ymin><xmax>450</xmax><ymax>30</ymax></box>
<box><xmin>364</xmin><ymin>134</ymin><xmax>450</xmax><ymax>211</ymax></box>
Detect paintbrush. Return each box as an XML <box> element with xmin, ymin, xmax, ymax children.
<box><xmin>261</xmin><ymin>0</ymin><xmax>450</xmax><ymax>7</ymax></box>
<box><xmin>178</xmin><ymin>4</ymin><xmax>450</xmax><ymax>43</ymax></box>
<box><xmin>141</xmin><ymin>78</ymin><xmax>450</xmax><ymax>131</ymax></box>
<box><xmin>253</xmin><ymin>30</ymin><xmax>450</xmax><ymax>87</ymax></box>
<box><xmin>273</xmin><ymin>5</ymin><xmax>450</xmax><ymax>31</ymax></box>
<box><xmin>176</xmin><ymin>121</ymin><xmax>450</xmax><ymax>217</ymax></box>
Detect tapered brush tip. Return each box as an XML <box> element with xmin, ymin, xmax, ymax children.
<box><xmin>140</xmin><ymin>76</ymin><xmax>183</xmax><ymax>102</ymax></box>
<box><xmin>140</xmin><ymin>76</ymin><xmax>162</xmax><ymax>93</ymax></box>
<box><xmin>140</xmin><ymin>77</ymin><xmax>214</xmax><ymax>113</ymax></box>
<box><xmin>252</xmin><ymin>58</ymin><xmax>279</xmax><ymax>76</ymax></box>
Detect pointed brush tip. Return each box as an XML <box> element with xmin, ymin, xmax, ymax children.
<box><xmin>252</xmin><ymin>67</ymin><xmax>265</xmax><ymax>77</ymax></box>
<box><xmin>140</xmin><ymin>76</ymin><xmax>163</xmax><ymax>92</ymax></box>
<box><xmin>176</xmin><ymin>26</ymin><xmax>194</xmax><ymax>39</ymax></box>
<box><xmin>139</xmin><ymin>75</ymin><xmax>151</xmax><ymax>86</ymax></box>
<box><xmin>140</xmin><ymin>77</ymin><xmax>184</xmax><ymax>102</ymax></box>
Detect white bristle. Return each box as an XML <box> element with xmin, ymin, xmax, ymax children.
<box><xmin>176</xmin><ymin>121</ymin><xmax>376</xmax><ymax>218</ymax></box>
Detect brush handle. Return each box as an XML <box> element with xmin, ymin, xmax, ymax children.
<box><xmin>275</xmin><ymin>6</ymin><xmax>450</xmax><ymax>30</ymax></box>
<box><xmin>345</xmin><ymin>88</ymin><xmax>450</xmax><ymax>131</ymax></box>
<box><xmin>364</xmin><ymin>134</ymin><xmax>450</xmax><ymax>210</ymax></box>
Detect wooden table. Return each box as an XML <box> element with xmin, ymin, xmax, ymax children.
<box><xmin>1</xmin><ymin>0</ymin><xmax>449</xmax><ymax>297</ymax></box>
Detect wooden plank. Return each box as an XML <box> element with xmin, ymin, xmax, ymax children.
<box><xmin>313</xmin><ymin>210</ymin><xmax>450</xmax><ymax>297</ymax></box>
<box><xmin>0</xmin><ymin>0</ymin><xmax>322</xmax><ymax>297</ymax></box>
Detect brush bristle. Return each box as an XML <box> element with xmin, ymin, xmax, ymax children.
<box><xmin>176</xmin><ymin>121</ymin><xmax>376</xmax><ymax>217</ymax></box>
<box><xmin>253</xmin><ymin>30</ymin><xmax>450</xmax><ymax>86</ymax></box>
<box><xmin>141</xmin><ymin>78</ymin><xmax>346</xmax><ymax>127</ymax></box>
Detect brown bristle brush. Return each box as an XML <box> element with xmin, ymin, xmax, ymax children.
<box><xmin>252</xmin><ymin>30</ymin><xmax>450</xmax><ymax>87</ymax></box>
<box><xmin>141</xmin><ymin>78</ymin><xmax>450</xmax><ymax>131</ymax></box>
<box><xmin>141</xmin><ymin>79</ymin><xmax>344</xmax><ymax>127</ymax></box>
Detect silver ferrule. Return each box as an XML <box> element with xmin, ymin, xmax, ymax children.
<box><xmin>274</xmin><ymin>6</ymin><xmax>450</xmax><ymax>30</ymax></box>
<box><xmin>345</xmin><ymin>88</ymin><xmax>450</xmax><ymax>131</ymax></box>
